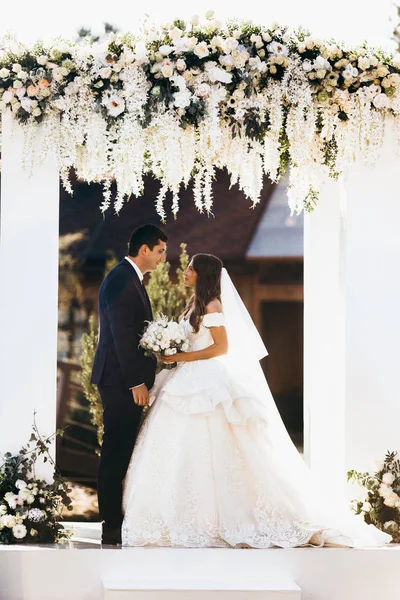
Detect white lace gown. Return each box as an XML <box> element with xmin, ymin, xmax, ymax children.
<box><xmin>122</xmin><ymin>313</ymin><xmax>391</xmax><ymax>548</ymax></box>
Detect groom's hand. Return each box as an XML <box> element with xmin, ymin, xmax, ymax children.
<box><xmin>132</xmin><ymin>384</ymin><xmax>149</xmax><ymax>406</ymax></box>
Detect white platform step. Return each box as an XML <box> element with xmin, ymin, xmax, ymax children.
<box><xmin>103</xmin><ymin>579</ymin><xmax>301</xmax><ymax>600</ymax></box>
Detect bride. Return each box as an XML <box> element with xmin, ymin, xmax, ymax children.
<box><xmin>122</xmin><ymin>253</ymin><xmax>391</xmax><ymax>548</ymax></box>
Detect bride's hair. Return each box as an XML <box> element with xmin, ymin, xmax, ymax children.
<box><xmin>184</xmin><ymin>253</ymin><xmax>223</xmax><ymax>333</ymax></box>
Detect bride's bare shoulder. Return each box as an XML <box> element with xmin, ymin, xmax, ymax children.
<box><xmin>205</xmin><ymin>298</ymin><xmax>223</xmax><ymax>313</ymax></box>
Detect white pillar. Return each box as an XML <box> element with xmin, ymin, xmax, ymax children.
<box><xmin>343</xmin><ymin>121</ymin><xmax>400</xmax><ymax>473</ymax></box>
<box><xmin>304</xmin><ymin>120</ymin><xmax>400</xmax><ymax>495</ymax></box>
<box><xmin>304</xmin><ymin>178</ymin><xmax>346</xmax><ymax>500</ymax></box>
<box><xmin>0</xmin><ymin>111</ymin><xmax>59</xmax><ymax>479</ymax></box>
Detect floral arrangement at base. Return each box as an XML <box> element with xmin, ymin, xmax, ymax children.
<box><xmin>347</xmin><ymin>450</ymin><xmax>400</xmax><ymax>542</ymax></box>
<box><xmin>0</xmin><ymin>414</ymin><xmax>73</xmax><ymax>544</ymax></box>
<box><xmin>1</xmin><ymin>13</ymin><xmax>400</xmax><ymax>218</ymax></box>
<box><xmin>140</xmin><ymin>314</ymin><xmax>189</xmax><ymax>370</ymax></box>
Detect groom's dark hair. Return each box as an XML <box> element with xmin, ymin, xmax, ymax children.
<box><xmin>128</xmin><ymin>224</ymin><xmax>168</xmax><ymax>256</ymax></box>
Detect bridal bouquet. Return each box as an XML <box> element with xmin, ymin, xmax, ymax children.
<box><xmin>140</xmin><ymin>315</ymin><xmax>189</xmax><ymax>369</ymax></box>
<box><xmin>347</xmin><ymin>450</ymin><xmax>400</xmax><ymax>542</ymax></box>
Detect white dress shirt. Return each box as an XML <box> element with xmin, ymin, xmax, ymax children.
<box><xmin>124</xmin><ymin>256</ymin><xmax>144</xmax><ymax>282</ymax></box>
<box><xmin>124</xmin><ymin>256</ymin><xmax>145</xmax><ymax>389</ymax></box>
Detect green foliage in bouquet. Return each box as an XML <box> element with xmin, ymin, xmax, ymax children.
<box><xmin>0</xmin><ymin>414</ymin><xmax>73</xmax><ymax>544</ymax></box>
<box><xmin>347</xmin><ymin>450</ymin><xmax>400</xmax><ymax>542</ymax></box>
<box><xmin>80</xmin><ymin>243</ymin><xmax>192</xmax><ymax>446</ymax></box>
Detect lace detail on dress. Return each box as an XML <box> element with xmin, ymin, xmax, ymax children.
<box><xmin>202</xmin><ymin>312</ymin><xmax>225</xmax><ymax>328</ymax></box>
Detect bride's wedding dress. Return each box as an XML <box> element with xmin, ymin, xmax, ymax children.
<box><xmin>122</xmin><ymin>272</ymin><xmax>390</xmax><ymax>549</ymax></box>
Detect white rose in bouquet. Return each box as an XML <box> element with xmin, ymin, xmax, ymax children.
<box><xmin>140</xmin><ymin>315</ymin><xmax>189</xmax><ymax>369</ymax></box>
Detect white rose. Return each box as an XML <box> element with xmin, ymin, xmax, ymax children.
<box><xmin>20</xmin><ymin>97</ymin><xmax>33</xmax><ymax>112</ymax></box>
<box><xmin>379</xmin><ymin>483</ymin><xmax>392</xmax><ymax>497</ymax></box>
<box><xmin>99</xmin><ymin>67</ymin><xmax>112</xmax><ymax>79</ymax></box>
<box><xmin>2</xmin><ymin>90</ymin><xmax>14</xmax><ymax>103</ymax></box>
<box><xmin>159</xmin><ymin>45</ymin><xmax>173</xmax><ymax>56</ymax></box>
<box><xmin>224</xmin><ymin>37</ymin><xmax>239</xmax><ymax>53</ymax></box>
<box><xmin>13</xmin><ymin>80</ymin><xmax>23</xmax><ymax>89</ymax></box>
<box><xmin>161</xmin><ymin>64</ymin><xmax>174</xmax><ymax>78</ymax></box>
<box><xmin>384</xmin><ymin>492</ymin><xmax>399</xmax><ymax>508</ymax></box>
<box><xmin>17</xmin><ymin>71</ymin><xmax>28</xmax><ymax>80</ymax></box>
<box><xmin>377</xmin><ymin>66</ymin><xmax>389</xmax><ymax>78</ymax></box>
<box><xmin>302</xmin><ymin>60</ymin><xmax>312</xmax><ymax>72</ymax></box>
<box><xmin>358</xmin><ymin>57</ymin><xmax>371</xmax><ymax>71</ymax></box>
<box><xmin>219</xmin><ymin>55</ymin><xmax>235</xmax><ymax>68</ymax></box>
<box><xmin>12</xmin><ymin>63</ymin><xmax>22</xmax><ymax>73</ymax></box>
<box><xmin>0</xmin><ymin>67</ymin><xmax>10</xmax><ymax>78</ymax></box>
<box><xmin>176</xmin><ymin>59</ymin><xmax>186</xmax><ymax>72</ymax></box>
<box><xmin>361</xmin><ymin>502</ymin><xmax>372</xmax><ymax>512</ymax></box>
<box><xmin>196</xmin><ymin>83</ymin><xmax>211</xmax><ymax>98</ymax></box>
<box><xmin>37</xmin><ymin>55</ymin><xmax>48</xmax><ymax>66</ymax></box>
<box><xmin>185</xmin><ymin>37</ymin><xmax>198</xmax><ymax>50</ymax></box>
<box><xmin>170</xmin><ymin>27</ymin><xmax>183</xmax><ymax>41</ymax></box>
<box><xmin>193</xmin><ymin>42</ymin><xmax>209</xmax><ymax>59</ymax></box>
<box><xmin>382</xmin><ymin>472</ymin><xmax>395</xmax><ymax>485</ymax></box>
<box><xmin>262</xmin><ymin>32</ymin><xmax>272</xmax><ymax>43</ymax></box>
<box><xmin>3</xmin><ymin>515</ymin><xmax>16</xmax><ymax>528</ymax></box>
<box><xmin>373</xmin><ymin>93</ymin><xmax>390</xmax><ymax>109</ymax></box>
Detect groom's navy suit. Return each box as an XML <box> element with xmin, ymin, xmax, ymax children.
<box><xmin>91</xmin><ymin>258</ymin><xmax>156</xmax><ymax>530</ymax></box>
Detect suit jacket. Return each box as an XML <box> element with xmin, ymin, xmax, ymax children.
<box><xmin>91</xmin><ymin>259</ymin><xmax>157</xmax><ymax>390</ymax></box>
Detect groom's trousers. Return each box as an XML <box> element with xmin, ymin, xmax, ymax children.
<box><xmin>97</xmin><ymin>383</ymin><xmax>143</xmax><ymax>528</ymax></box>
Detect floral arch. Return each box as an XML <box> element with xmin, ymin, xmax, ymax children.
<box><xmin>0</xmin><ymin>13</ymin><xmax>399</xmax><ymax>219</ymax></box>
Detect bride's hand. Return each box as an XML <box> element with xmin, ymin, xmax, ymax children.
<box><xmin>162</xmin><ymin>353</ymin><xmax>181</xmax><ymax>364</ymax></box>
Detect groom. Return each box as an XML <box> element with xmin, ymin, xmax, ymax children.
<box><xmin>91</xmin><ymin>224</ymin><xmax>168</xmax><ymax>545</ymax></box>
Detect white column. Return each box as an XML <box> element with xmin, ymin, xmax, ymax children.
<box><xmin>0</xmin><ymin>111</ymin><xmax>59</xmax><ymax>479</ymax></box>
<box><xmin>304</xmin><ymin>119</ymin><xmax>400</xmax><ymax>495</ymax></box>
<box><xmin>303</xmin><ymin>178</ymin><xmax>347</xmax><ymax>500</ymax></box>
<box><xmin>343</xmin><ymin>121</ymin><xmax>400</xmax><ymax>473</ymax></box>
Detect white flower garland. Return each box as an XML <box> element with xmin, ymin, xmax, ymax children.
<box><xmin>1</xmin><ymin>15</ymin><xmax>400</xmax><ymax>218</ymax></box>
